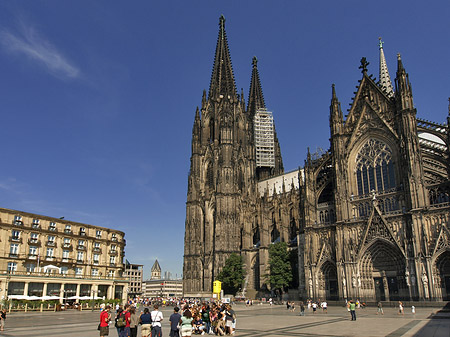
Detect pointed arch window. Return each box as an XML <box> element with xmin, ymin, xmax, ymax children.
<box><xmin>206</xmin><ymin>164</ymin><xmax>214</xmax><ymax>190</ymax></box>
<box><xmin>356</xmin><ymin>139</ymin><xmax>396</xmax><ymax>195</ymax></box>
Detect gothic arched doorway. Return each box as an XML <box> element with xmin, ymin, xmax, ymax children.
<box><xmin>359</xmin><ymin>240</ymin><xmax>408</xmax><ymax>301</ymax></box>
<box><xmin>435</xmin><ymin>250</ymin><xmax>450</xmax><ymax>300</ymax></box>
<box><xmin>251</xmin><ymin>253</ymin><xmax>260</xmax><ymax>291</ymax></box>
<box><xmin>317</xmin><ymin>261</ymin><xmax>338</xmax><ymax>301</ymax></box>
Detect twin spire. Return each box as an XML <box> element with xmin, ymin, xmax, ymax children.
<box><xmin>208</xmin><ymin>16</ymin><xmax>267</xmax><ymax>115</ymax></box>
<box><xmin>208</xmin><ymin>15</ymin><xmax>237</xmax><ymax>100</ymax></box>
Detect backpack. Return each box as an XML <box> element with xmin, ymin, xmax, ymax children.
<box><xmin>116</xmin><ymin>312</ymin><xmax>126</xmax><ymax>328</ymax></box>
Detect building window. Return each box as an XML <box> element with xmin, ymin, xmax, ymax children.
<box><xmin>14</xmin><ymin>215</ymin><xmax>23</xmax><ymax>225</ymax></box>
<box><xmin>10</xmin><ymin>244</ymin><xmax>19</xmax><ymax>256</ymax></box>
<box><xmin>30</xmin><ymin>232</ymin><xmax>38</xmax><ymax>242</ymax></box>
<box><xmin>12</xmin><ymin>230</ymin><xmax>20</xmax><ymax>241</ymax></box>
<box><xmin>80</xmin><ymin>227</ymin><xmax>86</xmax><ymax>236</ymax></box>
<box><xmin>94</xmin><ymin>242</ymin><xmax>100</xmax><ymax>249</ymax></box>
<box><xmin>48</xmin><ymin>235</ymin><xmax>55</xmax><ymax>245</ymax></box>
<box><xmin>29</xmin><ymin>246</ymin><xmax>37</xmax><ymax>257</ymax></box>
<box><xmin>75</xmin><ymin>267</ymin><xmax>83</xmax><ymax>275</ymax></box>
<box><xmin>91</xmin><ymin>268</ymin><xmax>99</xmax><ymax>276</ymax></box>
<box><xmin>62</xmin><ymin>250</ymin><xmax>70</xmax><ymax>261</ymax></box>
<box><xmin>96</xmin><ymin>230</ymin><xmax>102</xmax><ymax>239</ymax></box>
<box><xmin>77</xmin><ymin>251</ymin><xmax>84</xmax><ymax>262</ymax></box>
<box><xmin>64</xmin><ymin>225</ymin><xmax>72</xmax><ymax>233</ymax></box>
<box><xmin>7</xmin><ymin>262</ymin><xmax>17</xmax><ymax>272</ymax></box>
<box><xmin>46</xmin><ymin>248</ymin><xmax>54</xmax><ymax>258</ymax></box>
<box><xmin>26</xmin><ymin>263</ymin><xmax>36</xmax><ymax>272</ymax></box>
<box><xmin>111</xmin><ymin>233</ymin><xmax>117</xmax><ymax>241</ymax></box>
<box><xmin>355</xmin><ymin>139</ymin><xmax>396</xmax><ymax>195</ymax></box>
<box><xmin>49</xmin><ymin>222</ymin><xmax>56</xmax><ymax>231</ymax></box>
<box><xmin>110</xmin><ymin>244</ymin><xmax>116</xmax><ymax>253</ymax></box>
<box><xmin>63</xmin><ymin>238</ymin><xmax>71</xmax><ymax>248</ymax></box>
<box><xmin>32</xmin><ymin>219</ymin><xmax>40</xmax><ymax>228</ymax></box>
<box><xmin>108</xmin><ymin>270</ymin><xmax>115</xmax><ymax>278</ymax></box>
<box><xmin>110</xmin><ymin>256</ymin><xmax>116</xmax><ymax>265</ymax></box>
<box><xmin>61</xmin><ymin>266</ymin><xmax>68</xmax><ymax>275</ymax></box>
<box><xmin>93</xmin><ymin>254</ymin><xmax>100</xmax><ymax>264</ymax></box>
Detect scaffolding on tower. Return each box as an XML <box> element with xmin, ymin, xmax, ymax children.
<box><xmin>254</xmin><ymin>109</ymin><xmax>275</xmax><ymax>168</ymax></box>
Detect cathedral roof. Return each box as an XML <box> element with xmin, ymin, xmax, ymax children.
<box><xmin>247</xmin><ymin>56</ymin><xmax>266</xmax><ymax>114</ymax></box>
<box><xmin>208</xmin><ymin>16</ymin><xmax>237</xmax><ymax>100</ymax></box>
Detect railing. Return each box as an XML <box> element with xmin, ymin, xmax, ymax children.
<box><xmin>350</xmin><ymin>189</ymin><xmax>404</xmax><ymax>219</ymax></box>
<box><xmin>28</xmin><ymin>238</ymin><xmax>41</xmax><ymax>246</ymax></box>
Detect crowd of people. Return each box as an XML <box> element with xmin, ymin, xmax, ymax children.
<box><xmin>98</xmin><ymin>299</ymin><xmax>237</xmax><ymax>337</ymax></box>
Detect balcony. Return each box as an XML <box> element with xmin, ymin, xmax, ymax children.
<box><xmin>63</xmin><ymin>243</ymin><xmax>73</xmax><ymax>250</ymax></box>
<box><xmin>76</xmin><ymin>259</ymin><xmax>84</xmax><ymax>264</ymax></box>
<box><xmin>109</xmin><ymin>263</ymin><xmax>116</xmax><ymax>267</ymax></box>
<box><xmin>9</xmin><ymin>237</ymin><xmax>22</xmax><ymax>244</ymax></box>
<box><xmin>32</xmin><ymin>223</ymin><xmax>40</xmax><ymax>229</ymax></box>
<box><xmin>109</xmin><ymin>250</ymin><xmax>118</xmax><ymax>255</ymax></box>
<box><xmin>64</xmin><ymin>229</ymin><xmax>73</xmax><ymax>234</ymax></box>
<box><xmin>27</xmin><ymin>254</ymin><xmax>38</xmax><ymax>260</ymax></box>
<box><xmin>48</xmin><ymin>227</ymin><xmax>57</xmax><ymax>232</ymax></box>
<box><xmin>45</xmin><ymin>256</ymin><xmax>55</xmax><ymax>261</ymax></box>
<box><xmin>111</xmin><ymin>237</ymin><xmax>118</xmax><ymax>242</ymax></box>
<box><xmin>13</xmin><ymin>220</ymin><xmax>23</xmax><ymax>226</ymax></box>
<box><xmin>46</xmin><ymin>241</ymin><xmax>57</xmax><ymax>248</ymax></box>
<box><xmin>8</xmin><ymin>253</ymin><xmax>19</xmax><ymax>258</ymax></box>
<box><xmin>77</xmin><ymin>245</ymin><xmax>86</xmax><ymax>251</ymax></box>
<box><xmin>93</xmin><ymin>260</ymin><xmax>100</xmax><ymax>265</ymax></box>
<box><xmin>79</xmin><ymin>231</ymin><xmax>86</xmax><ymax>236</ymax></box>
<box><xmin>28</xmin><ymin>238</ymin><xmax>41</xmax><ymax>246</ymax></box>
<box><xmin>93</xmin><ymin>247</ymin><xmax>102</xmax><ymax>253</ymax></box>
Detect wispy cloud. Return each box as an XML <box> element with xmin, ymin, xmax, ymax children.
<box><xmin>0</xmin><ymin>22</ymin><xmax>80</xmax><ymax>79</ymax></box>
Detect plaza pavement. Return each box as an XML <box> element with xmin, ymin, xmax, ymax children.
<box><xmin>1</xmin><ymin>303</ymin><xmax>449</xmax><ymax>337</ymax></box>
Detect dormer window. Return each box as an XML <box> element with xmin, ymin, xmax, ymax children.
<box><xmin>14</xmin><ymin>215</ymin><xmax>23</xmax><ymax>226</ymax></box>
<box><xmin>96</xmin><ymin>230</ymin><xmax>102</xmax><ymax>239</ymax></box>
<box><xmin>49</xmin><ymin>222</ymin><xmax>57</xmax><ymax>231</ymax></box>
<box><xmin>80</xmin><ymin>227</ymin><xmax>86</xmax><ymax>236</ymax></box>
<box><xmin>64</xmin><ymin>225</ymin><xmax>72</xmax><ymax>234</ymax></box>
<box><xmin>32</xmin><ymin>219</ymin><xmax>40</xmax><ymax>228</ymax></box>
<box><xmin>111</xmin><ymin>233</ymin><xmax>117</xmax><ymax>241</ymax></box>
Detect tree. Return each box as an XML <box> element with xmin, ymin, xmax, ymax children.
<box><xmin>216</xmin><ymin>253</ymin><xmax>245</xmax><ymax>295</ymax></box>
<box><xmin>267</xmin><ymin>242</ymin><xmax>293</xmax><ymax>297</ymax></box>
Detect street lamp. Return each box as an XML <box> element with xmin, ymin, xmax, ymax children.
<box><xmin>91</xmin><ymin>289</ymin><xmax>98</xmax><ymax>312</ymax></box>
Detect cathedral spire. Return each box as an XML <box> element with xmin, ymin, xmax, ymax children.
<box><xmin>247</xmin><ymin>56</ymin><xmax>266</xmax><ymax>114</ymax></box>
<box><xmin>330</xmin><ymin>84</ymin><xmax>344</xmax><ymax>136</ymax></box>
<box><xmin>378</xmin><ymin>38</ymin><xmax>394</xmax><ymax>98</ymax></box>
<box><xmin>208</xmin><ymin>15</ymin><xmax>237</xmax><ymax>100</ymax></box>
<box><xmin>395</xmin><ymin>53</ymin><xmax>414</xmax><ymax>110</ymax></box>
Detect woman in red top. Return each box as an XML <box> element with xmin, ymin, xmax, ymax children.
<box><xmin>100</xmin><ymin>305</ymin><xmax>111</xmax><ymax>337</ymax></box>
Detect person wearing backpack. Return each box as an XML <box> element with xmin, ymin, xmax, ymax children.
<box><xmin>115</xmin><ymin>307</ymin><xmax>127</xmax><ymax>337</ymax></box>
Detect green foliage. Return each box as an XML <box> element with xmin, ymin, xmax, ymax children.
<box><xmin>217</xmin><ymin>253</ymin><xmax>245</xmax><ymax>295</ymax></box>
<box><xmin>268</xmin><ymin>242</ymin><xmax>293</xmax><ymax>294</ymax></box>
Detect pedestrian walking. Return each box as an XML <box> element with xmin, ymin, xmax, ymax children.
<box><xmin>300</xmin><ymin>302</ymin><xmax>305</xmax><ymax>316</ymax></box>
<box><xmin>99</xmin><ymin>305</ymin><xmax>111</xmax><ymax>337</ymax></box>
<box><xmin>349</xmin><ymin>300</ymin><xmax>356</xmax><ymax>321</ymax></box>
<box><xmin>398</xmin><ymin>301</ymin><xmax>404</xmax><ymax>315</ymax></box>
<box><xmin>411</xmin><ymin>306</ymin><xmax>416</xmax><ymax>315</ymax></box>
<box><xmin>377</xmin><ymin>301</ymin><xmax>383</xmax><ymax>315</ymax></box>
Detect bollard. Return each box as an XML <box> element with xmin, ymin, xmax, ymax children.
<box><xmin>8</xmin><ymin>302</ymin><xmax>11</xmax><ymax>314</ymax></box>
<box><xmin>40</xmin><ymin>303</ymin><xmax>43</xmax><ymax>312</ymax></box>
<box><xmin>25</xmin><ymin>303</ymin><xmax>28</xmax><ymax>312</ymax></box>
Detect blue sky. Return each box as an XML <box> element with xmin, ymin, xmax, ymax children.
<box><xmin>0</xmin><ymin>1</ymin><xmax>449</xmax><ymax>279</ymax></box>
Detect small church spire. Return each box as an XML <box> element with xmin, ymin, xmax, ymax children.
<box><xmin>208</xmin><ymin>15</ymin><xmax>237</xmax><ymax>100</ymax></box>
<box><xmin>330</xmin><ymin>84</ymin><xmax>344</xmax><ymax>136</ymax></box>
<box><xmin>247</xmin><ymin>56</ymin><xmax>266</xmax><ymax>115</ymax></box>
<box><xmin>378</xmin><ymin>38</ymin><xmax>394</xmax><ymax>97</ymax></box>
<box><xmin>395</xmin><ymin>53</ymin><xmax>414</xmax><ymax>110</ymax></box>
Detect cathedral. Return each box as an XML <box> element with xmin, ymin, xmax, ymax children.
<box><xmin>183</xmin><ymin>16</ymin><xmax>450</xmax><ymax>302</ymax></box>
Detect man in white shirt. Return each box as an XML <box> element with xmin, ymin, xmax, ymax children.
<box><xmin>151</xmin><ymin>304</ymin><xmax>164</xmax><ymax>337</ymax></box>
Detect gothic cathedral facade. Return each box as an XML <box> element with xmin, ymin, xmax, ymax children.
<box><xmin>183</xmin><ymin>17</ymin><xmax>450</xmax><ymax>302</ymax></box>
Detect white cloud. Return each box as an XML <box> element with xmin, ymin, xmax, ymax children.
<box><xmin>0</xmin><ymin>23</ymin><xmax>80</xmax><ymax>79</ymax></box>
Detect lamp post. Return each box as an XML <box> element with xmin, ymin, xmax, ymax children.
<box><xmin>91</xmin><ymin>289</ymin><xmax>98</xmax><ymax>312</ymax></box>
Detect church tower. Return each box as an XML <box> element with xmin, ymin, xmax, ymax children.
<box><xmin>183</xmin><ymin>16</ymin><xmax>255</xmax><ymax>295</ymax></box>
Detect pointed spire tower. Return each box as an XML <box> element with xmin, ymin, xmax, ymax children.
<box><xmin>248</xmin><ymin>57</ymin><xmax>284</xmax><ymax>180</ymax></box>
<box><xmin>209</xmin><ymin>15</ymin><xmax>237</xmax><ymax>101</ymax></box>
<box><xmin>378</xmin><ymin>38</ymin><xmax>394</xmax><ymax>98</ymax></box>
<box><xmin>247</xmin><ymin>56</ymin><xmax>266</xmax><ymax>115</ymax></box>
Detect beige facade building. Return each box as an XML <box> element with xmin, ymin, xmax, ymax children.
<box><xmin>142</xmin><ymin>279</ymin><xmax>183</xmax><ymax>298</ymax></box>
<box><xmin>0</xmin><ymin>207</ymin><xmax>128</xmax><ymax>302</ymax></box>
<box><xmin>123</xmin><ymin>263</ymin><xmax>143</xmax><ymax>297</ymax></box>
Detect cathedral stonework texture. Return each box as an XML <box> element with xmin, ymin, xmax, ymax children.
<box><xmin>183</xmin><ymin>17</ymin><xmax>450</xmax><ymax>301</ymax></box>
